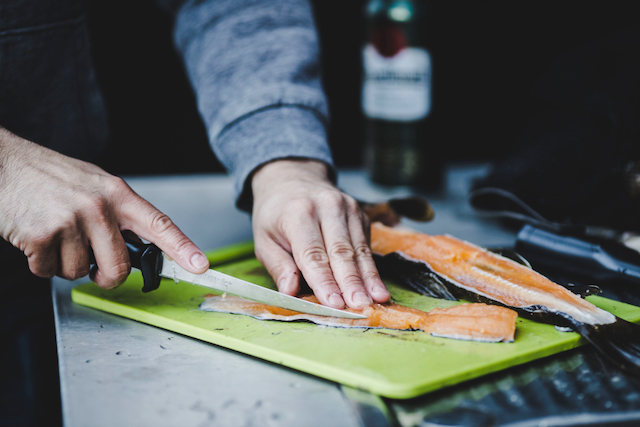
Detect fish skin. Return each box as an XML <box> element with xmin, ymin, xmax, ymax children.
<box><xmin>200</xmin><ymin>294</ymin><xmax>518</xmax><ymax>343</ymax></box>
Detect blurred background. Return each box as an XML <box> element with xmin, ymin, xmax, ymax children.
<box><xmin>89</xmin><ymin>0</ymin><xmax>640</xmax><ymax>177</ymax></box>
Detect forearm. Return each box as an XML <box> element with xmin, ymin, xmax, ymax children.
<box><xmin>172</xmin><ymin>0</ymin><xmax>333</xmax><ymax>208</ymax></box>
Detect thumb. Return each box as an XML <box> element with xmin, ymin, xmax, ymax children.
<box><xmin>118</xmin><ymin>193</ymin><xmax>209</xmax><ymax>274</ymax></box>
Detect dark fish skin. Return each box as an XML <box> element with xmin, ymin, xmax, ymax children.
<box><xmin>374</xmin><ymin>251</ymin><xmax>640</xmax><ymax>375</ymax></box>
<box><xmin>574</xmin><ymin>320</ymin><xmax>640</xmax><ymax>374</ymax></box>
<box><xmin>374</xmin><ymin>252</ymin><xmax>458</xmax><ymax>301</ymax></box>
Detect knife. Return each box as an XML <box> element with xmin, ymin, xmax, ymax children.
<box><xmin>515</xmin><ymin>224</ymin><xmax>640</xmax><ymax>286</ymax></box>
<box><xmin>100</xmin><ymin>234</ymin><xmax>367</xmax><ymax>319</ymax></box>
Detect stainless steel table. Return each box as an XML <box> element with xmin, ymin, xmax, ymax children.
<box><xmin>53</xmin><ymin>166</ymin><xmax>640</xmax><ymax>427</ymax></box>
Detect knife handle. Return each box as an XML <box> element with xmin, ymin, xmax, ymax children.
<box><xmin>89</xmin><ymin>233</ymin><xmax>164</xmax><ymax>293</ymax></box>
<box><xmin>515</xmin><ymin>224</ymin><xmax>640</xmax><ymax>285</ymax></box>
<box><xmin>125</xmin><ymin>236</ymin><xmax>164</xmax><ymax>293</ymax></box>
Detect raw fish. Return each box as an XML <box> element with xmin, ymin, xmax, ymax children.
<box><xmin>370</xmin><ymin>222</ymin><xmax>640</xmax><ymax>373</ymax></box>
<box><xmin>200</xmin><ymin>294</ymin><xmax>518</xmax><ymax>343</ymax></box>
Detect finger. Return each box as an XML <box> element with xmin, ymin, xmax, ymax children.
<box><xmin>87</xmin><ymin>223</ymin><xmax>131</xmax><ymax>289</ymax></box>
<box><xmin>118</xmin><ymin>194</ymin><xmax>209</xmax><ymax>274</ymax></box>
<box><xmin>26</xmin><ymin>240</ymin><xmax>59</xmax><ymax>279</ymax></box>
<box><xmin>85</xmin><ymin>210</ymin><xmax>131</xmax><ymax>289</ymax></box>
<box><xmin>361</xmin><ymin>210</ymin><xmax>371</xmax><ymax>244</ymax></box>
<box><xmin>350</xmin><ymin>211</ymin><xmax>390</xmax><ymax>303</ymax></box>
<box><xmin>320</xmin><ymin>198</ymin><xmax>373</xmax><ymax>309</ymax></box>
<box><xmin>254</xmin><ymin>235</ymin><xmax>300</xmax><ymax>296</ymax></box>
<box><xmin>57</xmin><ymin>231</ymin><xmax>91</xmax><ymax>280</ymax></box>
<box><xmin>287</xmin><ymin>214</ymin><xmax>346</xmax><ymax>309</ymax></box>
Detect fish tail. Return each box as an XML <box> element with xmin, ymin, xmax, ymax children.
<box><xmin>574</xmin><ymin>318</ymin><xmax>640</xmax><ymax>374</ymax></box>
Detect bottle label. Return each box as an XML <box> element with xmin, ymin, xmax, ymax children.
<box><xmin>362</xmin><ymin>44</ymin><xmax>431</xmax><ymax>122</ymax></box>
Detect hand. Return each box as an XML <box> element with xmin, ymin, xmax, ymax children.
<box><xmin>251</xmin><ymin>159</ymin><xmax>390</xmax><ymax>309</ymax></box>
<box><xmin>0</xmin><ymin>127</ymin><xmax>209</xmax><ymax>288</ymax></box>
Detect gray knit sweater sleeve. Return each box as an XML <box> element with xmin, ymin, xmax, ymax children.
<box><xmin>172</xmin><ymin>0</ymin><xmax>334</xmax><ymax>211</ymax></box>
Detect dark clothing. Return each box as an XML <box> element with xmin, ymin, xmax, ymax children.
<box><xmin>0</xmin><ymin>1</ymin><xmax>109</xmax><ymax>161</ymax></box>
<box><xmin>0</xmin><ymin>240</ymin><xmax>62</xmax><ymax>427</ymax></box>
<box><xmin>0</xmin><ymin>0</ymin><xmax>333</xmax><ymax>210</ymax></box>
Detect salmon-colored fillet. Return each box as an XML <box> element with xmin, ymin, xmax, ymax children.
<box><xmin>200</xmin><ymin>294</ymin><xmax>518</xmax><ymax>343</ymax></box>
<box><xmin>370</xmin><ymin>222</ymin><xmax>615</xmax><ymax>325</ymax></box>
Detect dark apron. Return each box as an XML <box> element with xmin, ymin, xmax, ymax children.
<box><xmin>0</xmin><ymin>1</ymin><xmax>108</xmax><ymax>424</ymax></box>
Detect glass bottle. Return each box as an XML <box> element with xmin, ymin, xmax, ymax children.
<box><xmin>362</xmin><ymin>0</ymin><xmax>440</xmax><ymax>189</ymax></box>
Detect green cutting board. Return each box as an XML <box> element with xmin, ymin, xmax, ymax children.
<box><xmin>72</xmin><ymin>241</ymin><xmax>640</xmax><ymax>399</ymax></box>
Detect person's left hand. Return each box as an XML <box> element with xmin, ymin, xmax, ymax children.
<box><xmin>250</xmin><ymin>159</ymin><xmax>390</xmax><ymax>309</ymax></box>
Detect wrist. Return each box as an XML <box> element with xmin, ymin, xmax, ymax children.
<box><xmin>251</xmin><ymin>159</ymin><xmax>331</xmax><ymax>196</ymax></box>
<box><xmin>0</xmin><ymin>127</ymin><xmax>26</xmax><ymax>181</ymax></box>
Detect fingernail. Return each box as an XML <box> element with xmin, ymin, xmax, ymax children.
<box><xmin>328</xmin><ymin>293</ymin><xmax>345</xmax><ymax>308</ymax></box>
<box><xmin>372</xmin><ymin>284</ymin><xmax>389</xmax><ymax>297</ymax></box>
<box><xmin>277</xmin><ymin>276</ymin><xmax>296</xmax><ymax>295</ymax></box>
<box><xmin>354</xmin><ymin>291</ymin><xmax>373</xmax><ymax>306</ymax></box>
<box><xmin>190</xmin><ymin>253</ymin><xmax>209</xmax><ymax>270</ymax></box>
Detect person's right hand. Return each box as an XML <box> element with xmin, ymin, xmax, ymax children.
<box><xmin>0</xmin><ymin>127</ymin><xmax>210</xmax><ymax>288</ymax></box>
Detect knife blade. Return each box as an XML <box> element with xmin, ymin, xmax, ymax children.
<box><xmin>112</xmin><ymin>234</ymin><xmax>366</xmax><ymax>319</ymax></box>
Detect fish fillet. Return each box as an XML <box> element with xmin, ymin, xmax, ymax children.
<box><xmin>200</xmin><ymin>294</ymin><xmax>517</xmax><ymax>343</ymax></box>
<box><xmin>370</xmin><ymin>222</ymin><xmax>615</xmax><ymax>326</ymax></box>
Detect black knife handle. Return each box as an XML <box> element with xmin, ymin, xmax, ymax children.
<box><xmin>89</xmin><ymin>233</ymin><xmax>164</xmax><ymax>293</ymax></box>
<box><xmin>125</xmin><ymin>237</ymin><xmax>164</xmax><ymax>293</ymax></box>
<box><xmin>515</xmin><ymin>225</ymin><xmax>640</xmax><ymax>285</ymax></box>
